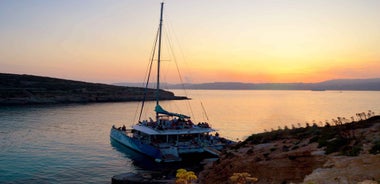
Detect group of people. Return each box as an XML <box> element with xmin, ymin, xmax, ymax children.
<box><xmin>114</xmin><ymin>118</ymin><xmax>211</xmax><ymax>131</ymax></box>
<box><xmin>112</xmin><ymin>125</ymin><xmax>127</xmax><ymax>131</ymax></box>
<box><xmin>139</xmin><ymin>117</ymin><xmax>196</xmax><ymax>130</ymax></box>
<box><xmin>197</xmin><ymin>122</ymin><xmax>210</xmax><ymax>128</ymax></box>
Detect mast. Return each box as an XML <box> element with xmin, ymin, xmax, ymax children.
<box><xmin>156</xmin><ymin>2</ymin><xmax>164</xmax><ymax>120</ymax></box>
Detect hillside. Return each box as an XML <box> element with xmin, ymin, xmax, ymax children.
<box><xmin>0</xmin><ymin>73</ymin><xmax>186</xmax><ymax>105</ymax></box>
<box><xmin>199</xmin><ymin>113</ymin><xmax>380</xmax><ymax>184</ymax></box>
<box><xmin>116</xmin><ymin>78</ymin><xmax>380</xmax><ymax>90</ymax></box>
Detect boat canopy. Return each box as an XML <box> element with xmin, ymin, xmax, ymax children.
<box><xmin>132</xmin><ymin>124</ymin><xmax>215</xmax><ymax>135</ymax></box>
<box><xmin>155</xmin><ymin>105</ymin><xmax>190</xmax><ymax>119</ymax></box>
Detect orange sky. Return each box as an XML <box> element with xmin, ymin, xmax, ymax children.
<box><xmin>1</xmin><ymin>0</ymin><xmax>380</xmax><ymax>84</ymax></box>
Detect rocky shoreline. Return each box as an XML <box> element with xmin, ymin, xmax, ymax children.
<box><xmin>0</xmin><ymin>73</ymin><xmax>186</xmax><ymax>105</ymax></box>
<box><xmin>198</xmin><ymin>114</ymin><xmax>380</xmax><ymax>184</ymax></box>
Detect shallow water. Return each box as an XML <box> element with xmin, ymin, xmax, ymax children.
<box><xmin>1</xmin><ymin>90</ymin><xmax>379</xmax><ymax>183</ymax></box>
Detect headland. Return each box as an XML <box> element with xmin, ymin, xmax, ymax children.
<box><xmin>0</xmin><ymin>73</ymin><xmax>186</xmax><ymax>105</ymax></box>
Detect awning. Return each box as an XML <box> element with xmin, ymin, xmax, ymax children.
<box><xmin>155</xmin><ymin>105</ymin><xmax>190</xmax><ymax>119</ymax></box>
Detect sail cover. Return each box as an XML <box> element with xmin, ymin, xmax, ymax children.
<box><xmin>155</xmin><ymin>105</ymin><xmax>190</xmax><ymax>119</ymax></box>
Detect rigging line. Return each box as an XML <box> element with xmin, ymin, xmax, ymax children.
<box><xmin>134</xmin><ymin>28</ymin><xmax>159</xmax><ymax>122</ymax></box>
<box><xmin>164</xmin><ymin>17</ymin><xmax>194</xmax><ymax>83</ymax></box>
<box><xmin>137</xmin><ymin>27</ymin><xmax>160</xmax><ymax>122</ymax></box>
<box><xmin>170</xmin><ymin>21</ymin><xmax>211</xmax><ymax>124</ymax></box>
<box><xmin>200</xmin><ymin>102</ymin><xmax>209</xmax><ymax>121</ymax></box>
<box><xmin>160</xmin><ymin>43</ymin><xmax>171</xmax><ymax>91</ymax></box>
<box><xmin>142</xmin><ymin>32</ymin><xmax>158</xmax><ymax>88</ymax></box>
<box><xmin>166</xmin><ymin>19</ymin><xmax>211</xmax><ymax>123</ymax></box>
<box><xmin>163</xmin><ymin>22</ymin><xmax>195</xmax><ymax>120</ymax></box>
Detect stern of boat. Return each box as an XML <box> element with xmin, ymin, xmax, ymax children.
<box><xmin>157</xmin><ymin>144</ymin><xmax>181</xmax><ymax>162</ymax></box>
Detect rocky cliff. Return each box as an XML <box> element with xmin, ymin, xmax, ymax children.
<box><xmin>0</xmin><ymin>73</ymin><xmax>186</xmax><ymax>105</ymax></box>
<box><xmin>199</xmin><ymin>115</ymin><xmax>380</xmax><ymax>184</ymax></box>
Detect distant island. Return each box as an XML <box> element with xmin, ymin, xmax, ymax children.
<box><xmin>2</xmin><ymin>73</ymin><xmax>379</xmax><ymax>105</ymax></box>
<box><xmin>0</xmin><ymin>73</ymin><xmax>186</xmax><ymax>105</ymax></box>
<box><xmin>116</xmin><ymin>78</ymin><xmax>380</xmax><ymax>91</ymax></box>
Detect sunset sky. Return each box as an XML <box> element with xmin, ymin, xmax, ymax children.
<box><xmin>1</xmin><ymin>0</ymin><xmax>380</xmax><ymax>84</ymax></box>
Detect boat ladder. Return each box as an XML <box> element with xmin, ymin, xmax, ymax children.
<box><xmin>160</xmin><ymin>147</ymin><xmax>181</xmax><ymax>162</ymax></box>
<box><xmin>204</xmin><ymin>146</ymin><xmax>221</xmax><ymax>156</ymax></box>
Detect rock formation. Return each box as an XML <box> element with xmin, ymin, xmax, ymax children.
<box><xmin>198</xmin><ymin>115</ymin><xmax>380</xmax><ymax>184</ymax></box>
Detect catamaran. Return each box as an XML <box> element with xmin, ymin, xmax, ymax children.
<box><xmin>110</xmin><ymin>2</ymin><xmax>234</xmax><ymax>162</ymax></box>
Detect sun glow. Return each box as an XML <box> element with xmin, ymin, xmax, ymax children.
<box><xmin>1</xmin><ymin>0</ymin><xmax>380</xmax><ymax>83</ymax></box>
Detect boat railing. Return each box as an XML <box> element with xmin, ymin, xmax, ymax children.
<box><xmin>158</xmin><ymin>143</ymin><xmax>172</xmax><ymax>148</ymax></box>
<box><xmin>139</xmin><ymin>118</ymin><xmax>211</xmax><ymax>131</ymax></box>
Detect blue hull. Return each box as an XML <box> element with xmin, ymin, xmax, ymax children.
<box><xmin>110</xmin><ymin>128</ymin><xmax>233</xmax><ymax>162</ymax></box>
<box><xmin>110</xmin><ymin>128</ymin><xmax>164</xmax><ymax>161</ymax></box>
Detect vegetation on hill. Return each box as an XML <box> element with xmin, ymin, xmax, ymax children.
<box><xmin>241</xmin><ymin>111</ymin><xmax>379</xmax><ymax>157</ymax></box>
<box><xmin>0</xmin><ymin>73</ymin><xmax>186</xmax><ymax>105</ymax></box>
<box><xmin>199</xmin><ymin>111</ymin><xmax>380</xmax><ymax>184</ymax></box>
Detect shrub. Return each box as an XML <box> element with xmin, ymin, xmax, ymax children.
<box><xmin>288</xmin><ymin>155</ymin><xmax>297</xmax><ymax>160</ymax></box>
<box><xmin>291</xmin><ymin>145</ymin><xmax>299</xmax><ymax>150</ymax></box>
<box><xmin>282</xmin><ymin>145</ymin><xmax>289</xmax><ymax>152</ymax></box>
<box><xmin>263</xmin><ymin>153</ymin><xmax>269</xmax><ymax>158</ymax></box>
<box><xmin>317</xmin><ymin>138</ymin><xmax>328</xmax><ymax>148</ymax></box>
<box><xmin>325</xmin><ymin>137</ymin><xmax>349</xmax><ymax>154</ymax></box>
<box><xmin>343</xmin><ymin>145</ymin><xmax>362</xmax><ymax>156</ymax></box>
<box><xmin>309</xmin><ymin>136</ymin><xmax>319</xmax><ymax>143</ymax></box>
<box><xmin>246</xmin><ymin>148</ymin><xmax>254</xmax><ymax>154</ymax></box>
<box><xmin>369</xmin><ymin>140</ymin><xmax>380</xmax><ymax>155</ymax></box>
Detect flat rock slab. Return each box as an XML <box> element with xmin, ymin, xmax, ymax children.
<box><xmin>112</xmin><ymin>172</ymin><xmax>173</xmax><ymax>184</ymax></box>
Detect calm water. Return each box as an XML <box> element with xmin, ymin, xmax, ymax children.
<box><xmin>1</xmin><ymin>90</ymin><xmax>380</xmax><ymax>183</ymax></box>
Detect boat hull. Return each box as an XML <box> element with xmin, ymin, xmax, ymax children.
<box><xmin>110</xmin><ymin>128</ymin><xmax>233</xmax><ymax>162</ymax></box>
<box><xmin>110</xmin><ymin>128</ymin><xmax>163</xmax><ymax>161</ymax></box>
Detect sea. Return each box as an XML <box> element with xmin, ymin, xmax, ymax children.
<box><xmin>1</xmin><ymin>90</ymin><xmax>380</xmax><ymax>183</ymax></box>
